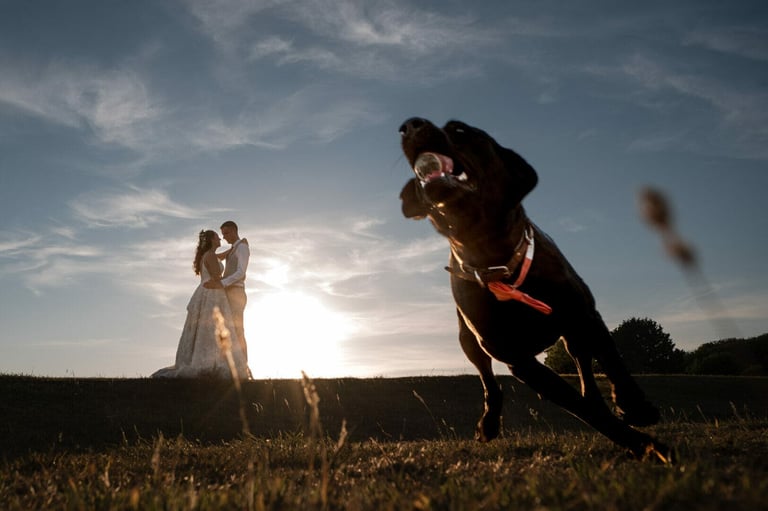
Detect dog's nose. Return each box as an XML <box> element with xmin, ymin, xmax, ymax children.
<box><xmin>399</xmin><ymin>117</ymin><xmax>428</xmax><ymax>137</ymax></box>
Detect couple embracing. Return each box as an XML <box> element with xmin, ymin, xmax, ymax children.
<box><xmin>153</xmin><ymin>221</ymin><xmax>252</xmax><ymax>380</ymax></box>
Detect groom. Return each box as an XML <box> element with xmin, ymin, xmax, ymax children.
<box><xmin>205</xmin><ymin>220</ymin><xmax>250</xmax><ymax>364</ymax></box>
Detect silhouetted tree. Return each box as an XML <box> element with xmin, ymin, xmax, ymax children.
<box><xmin>685</xmin><ymin>334</ymin><xmax>768</xmax><ymax>375</ymax></box>
<box><xmin>611</xmin><ymin>317</ymin><xmax>685</xmax><ymax>374</ymax></box>
<box><xmin>544</xmin><ymin>338</ymin><xmax>577</xmax><ymax>374</ymax></box>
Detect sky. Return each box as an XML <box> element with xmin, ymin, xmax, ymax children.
<box><xmin>1</xmin><ymin>1</ymin><xmax>767</xmax><ymax>379</ymax></box>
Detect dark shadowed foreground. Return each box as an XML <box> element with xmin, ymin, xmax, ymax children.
<box><xmin>1</xmin><ymin>375</ymin><xmax>767</xmax><ymax>510</ymax></box>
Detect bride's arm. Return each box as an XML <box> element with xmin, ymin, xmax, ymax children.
<box><xmin>202</xmin><ymin>251</ymin><xmax>224</xmax><ymax>287</ymax></box>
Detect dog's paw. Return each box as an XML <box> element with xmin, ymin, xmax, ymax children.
<box><xmin>475</xmin><ymin>415</ymin><xmax>501</xmax><ymax>443</ymax></box>
<box><xmin>628</xmin><ymin>440</ymin><xmax>676</xmax><ymax>465</ymax></box>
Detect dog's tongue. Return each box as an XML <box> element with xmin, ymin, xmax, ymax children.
<box><xmin>414</xmin><ymin>152</ymin><xmax>454</xmax><ymax>182</ymax></box>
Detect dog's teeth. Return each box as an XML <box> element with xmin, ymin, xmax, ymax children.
<box><xmin>455</xmin><ymin>172</ymin><xmax>468</xmax><ymax>182</ymax></box>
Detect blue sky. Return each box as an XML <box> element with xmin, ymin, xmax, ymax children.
<box><xmin>1</xmin><ymin>0</ymin><xmax>766</xmax><ymax>378</ymax></box>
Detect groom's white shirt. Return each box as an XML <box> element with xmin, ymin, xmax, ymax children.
<box><xmin>221</xmin><ymin>239</ymin><xmax>249</xmax><ymax>288</ymax></box>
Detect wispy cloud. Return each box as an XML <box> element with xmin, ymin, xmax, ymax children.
<box><xmin>0</xmin><ymin>211</ymin><xmax>451</xmax><ymax>345</ymax></box>
<box><xmin>0</xmin><ymin>233</ymin><xmax>106</xmax><ymax>292</ymax></box>
<box><xmin>248</xmin><ymin>218</ymin><xmax>445</xmax><ymax>290</ymax></box>
<box><xmin>186</xmin><ymin>0</ymin><xmax>498</xmax><ymax>82</ymax></box>
<box><xmin>244</xmin><ymin>217</ymin><xmax>456</xmax><ymax>342</ymax></box>
<box><xmin>627</xmin><ymin>130</ymin><xmax>689</xmax><ymax>153</ymax></box>
<box><xmin>249</xmin><ymin>36</ymin><xmax>399</xmax><ymax>80</ymax></box>
<box><xmin>68</xmin><ymin>186</ymin><xmax>219</xmax><ymax>228</ymax></box>
<box><xmin>0</xmin><ymin>50</ymin><xmax>384</xmax><ymax>159</ymax></box>
<box><xmin>615</xmin><ymin>53</ymin><xmax>768</xmax><ymax>159</ymax></box>
<box><xmin>0</xmin><ymin>230</ymin><xmax>100</xmax><ymax>288</ymax></box>
<box><xmin>554</xmin><ymin>209</ymin><xmax>609</xmax><ymax>234</ymax></box>
<box><xmin>0</xmin><ymin>223</ymin><xmax>198</xmax><ymax>302</ymax></box>
<box><xmin>288</xmin><ymin>0</ymin><xmax>495</xmax><ymax>53</ymax></box>
<box><xmin>659</xmin><ymin>287</ymin><xmax>768</xmax><ymax>326</ymax></box>
<box><xmin>0</xmin><ymin>59</ymin><xmax>160</xmax><ymax>150</ymax></box>
<box><xmin>558</xmin><ymin>217</ymin><xmax>587</xmax><ymax>233</ymax></box>
<box><xmin>683</xmin><ymin>26</ymin><xmax>768</xmax><ymax>62</ymax></box>
<box><xmin>186</xmin><ymin>0</ymin><xmax>497</xmax><ymax>54</ymax></box>
<box><xmin>115</xmin><ymin>219</ymin><xmax>448</xmax><ymax>338</ymax></box>
<box><xmin>192</xmin><ymin>86</ymin><xmax>387</xmax><ymax>149</ymax></box>
<box><xmin>181</xmin><ymin>0</ymin><xmax>285</xmax><ymax>46</ymax></box>
<box><xmin>0</xmin><ymin>235</ymin><xmax>42</xmax><ymax>255</ymax></box>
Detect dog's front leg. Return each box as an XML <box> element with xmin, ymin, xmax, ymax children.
<box><xmin>458</xmin><ymin>311</ymin><xmax>502</xmax><ymax>442</ymax></box>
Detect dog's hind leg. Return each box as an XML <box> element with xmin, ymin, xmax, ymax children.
<box><xmin>562</xmin><ymin>337</ymin><xmax>603</xmax><ymax>405</ymax></box>
<box><xmin>587</xmin><ymin>321</ymin><xmax>661</xmax><ymax>427</ymax></box>
<box><xmin>458</xmin><ymin>311</ymin><xmax>502</xmax><ymax>442</ymax></box>
<box><xmin>506</xmin><ymin>357</ymin><xmax>670</xmax><ymax>460</ymax></box>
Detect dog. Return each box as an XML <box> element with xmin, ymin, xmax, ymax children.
<box><xmin>399</xmin><ymin>117</ymin><xmax>671</xmax><ymax>461</ymax></box>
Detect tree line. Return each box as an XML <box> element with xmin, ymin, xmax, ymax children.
<box><xmin>544</xmin><ymin>317</ymin><xmax>768</xmax><ymax>376</ymax></box>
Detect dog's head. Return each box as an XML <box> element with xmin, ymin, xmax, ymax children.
<box><xmin>399</xmin><ymin>118</ymin><xmax>538</xmax><ymax>237</ymax></box>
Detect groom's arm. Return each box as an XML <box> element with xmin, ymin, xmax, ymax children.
<box><xmin>220</xmin><ymin>241</ymin><xmax>250</xmax><ymax>288</ymax></box>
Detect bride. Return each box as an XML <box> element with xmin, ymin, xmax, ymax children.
<box><xmin>152</xmin><ymin>230</ymin><xmax>250</xmax><ymax>380</ymax></box>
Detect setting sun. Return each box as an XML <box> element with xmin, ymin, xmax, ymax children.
<box><xmin>244</xmin><ymin>290</ymin><xmax>357</xmax><ymax>378</ymax></box>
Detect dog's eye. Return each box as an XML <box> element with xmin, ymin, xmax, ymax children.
<box><xmin>448</xmin><ymin>125</ymin><xmax>468</xmax><ymax>140</ymax></box>
<box><xmin>445</xmin><ymin>122</ymin><xmax>472</xmax><ymax>142</ymax></box>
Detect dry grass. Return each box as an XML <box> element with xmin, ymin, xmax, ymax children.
<box><xmin>2</xmin><ymin>420</ymin><xmax>767</xmax><ymax>510</ymax></box>
<box><xmin>1</xmin><ymin>374</ymin><xmax>766</xmax><ymax>510</ymax></box>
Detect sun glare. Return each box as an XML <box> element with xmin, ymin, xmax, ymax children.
<box><xmin>244</xmin><ymin>290</ymin><xmax>356</xmax><ymax>378</ymax></box>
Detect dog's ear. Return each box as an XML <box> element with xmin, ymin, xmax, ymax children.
<box><xmin>500</xmin><ymin>146</ymin><xmax>538</xmax><ymax>204</ymax></box>
<box><xmin>400</xmin><ymin>178</ymin><xmax>429</xmax><ymax>219</ymax></box>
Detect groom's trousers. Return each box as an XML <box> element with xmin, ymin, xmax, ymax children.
<box><xmin>225</xmin><ymin>286</ymin><xmax>248</xmax><ymax>362</ymax></box>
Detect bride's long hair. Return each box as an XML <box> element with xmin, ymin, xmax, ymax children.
<box><xmin>193</xmin><ymin>230</ymin><xmax>217</xmax><ymax>275</ymax></box>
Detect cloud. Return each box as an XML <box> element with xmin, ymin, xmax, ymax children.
<box><xmin>249</xmin><ymin>34</ymin><xmax>489</xmax><ymax>84</ymax></box>
<box><xmin>186</xmin><ymin>0</ymin><xmax>497</xmax><ymax>54</ymax></box>
<box><xmin>115</xmin><ymin>235</ymin><xmax>211</xmax><ymax>308</ymax></box>
<box><xmin>68</xmin><ymin>186</ymin><xmax>218</xmax><ymax>228</ymax></box>
<box><xmin>659</xmin><ymin>287</ymin><xmax>768</xmax><ymax>326</ymax></box>
<box><xmin>0</xmin><ymin>52</ymin><xmax>382</xmax><ymax>160</ymax></box>
<box><xmin>616</xmin><ymin>53</ymin><xmax>768</xmax><ymax>159</ymax></box>
<box><xmin>0</xmin><ymin>59</ymin><xmax>160</xmax><ymax>150</ymax></box>
<box><xmin>193</xmin><ymin>86</ymin><xmax>388</xmax><ymax>149</ymax></box>
<box><xmin>248</xmin><ymin>217</ymin><xmax>445</xmax><ymax>289</ymax></box>
<box><xmin>289</xmin><ymin>0</ymin><xmax>495</xmax><ymax>53</ymax></box>
<box><xmin>0</xmin><ymin>236</ymin><xmax>106</xmax><ymax>291</ymax></box>
<box><xmin>181</xmin><ymin>0</ymin><xmax>285</xmax><ymax>46</ymax></box>
<box><xmin>554</xmin><ymin>209</ymin><xmax>609</xmax><ymax>234</ymax></box>
<box><xmin>0</xmin><ymin>231</ymin><xmax>103</xmax><ymax>291</ymax></box>
<box><xmin>0</xmin><ymin>1</ymin><xmax>497</xmax><ymax>161</ymax></box>
<box><xmin>0</xmin><ymin>222</ymin><xmax>199</xmax><ymax>304</ymax></box>
<box><xmin>0</xmin><ymin>234</ymin><xmax>42</xmax><ymax>255</ymax></box>
<box><xmin>627</xmin><ymin>130</ymin><xmax>689</xmax><ymax>153</ymax></box>
<box><xmin>557</xmin><ymin>217</ymin><xmax>587</xmax><ymax>233</ymax></box>
<box><xmin>186</xmin><ymin>0</ymin><xmax>498</xmax><ymax>82</ymax></box>
<box><xmin>249</xmin><ymin>37</ymin><xmax>399</xmax><ymax>80</ymax></box>
<box><xmin>683</xmin><ymin>26</ymin><xmax>768</xmax><ymax>62</ymax></box>
<box><xmin>1</xmin><ymin>211</ymin><xmax>449</xmax><ymax>327</ymax></box>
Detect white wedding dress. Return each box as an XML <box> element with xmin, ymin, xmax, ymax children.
<box><xmin>152</xmin><ymin>261</ymin><xmax>250</xmax><ymax>380</ymax></box>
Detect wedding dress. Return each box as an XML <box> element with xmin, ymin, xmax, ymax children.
<box><xmin>152</xmin><ymin>261</ymin><xmax>250</xmax><ymax>380</ymax></box>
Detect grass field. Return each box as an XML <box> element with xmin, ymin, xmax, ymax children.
<box><xmin>1</xmin><ymin>374</ymin><xmax>767</xmax><ymax>510</ymax></box>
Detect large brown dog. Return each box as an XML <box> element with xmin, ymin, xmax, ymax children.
<box><xmin>399</xmin><ymin>117</ymin><xmax>671</xmax><ymax>461</ymax></box>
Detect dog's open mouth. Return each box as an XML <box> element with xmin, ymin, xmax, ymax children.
<box><xmin>414</xmin><ymin>152</ymin><xmax>468</xmax><ymax>185</ymax></box>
